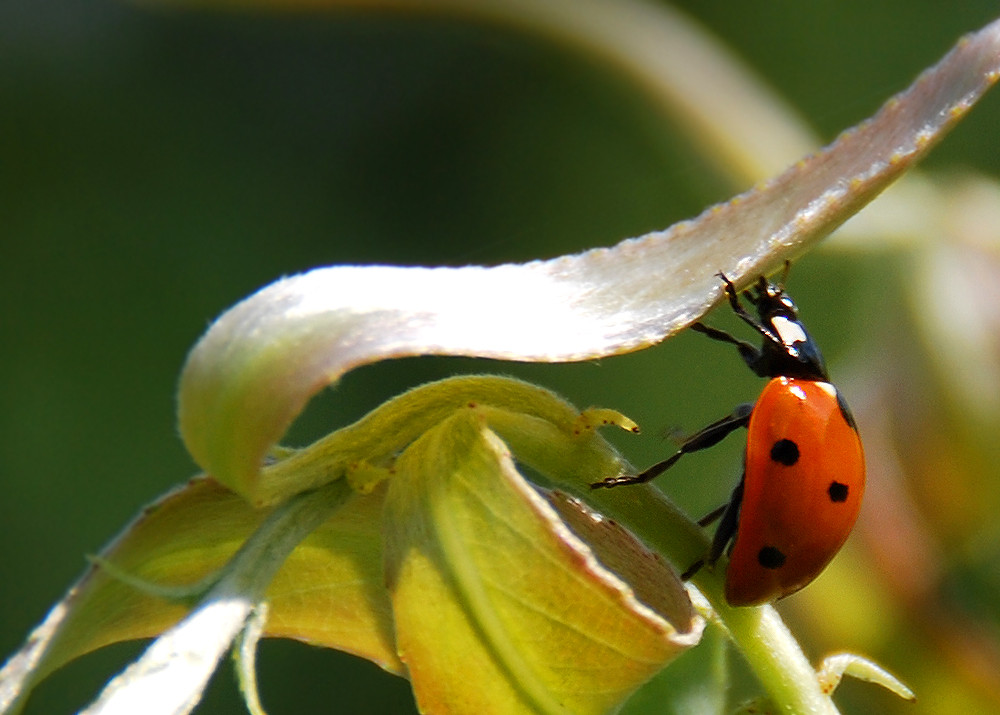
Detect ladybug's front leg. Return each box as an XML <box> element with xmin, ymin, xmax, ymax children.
<box><xmin>592</xmin><ymin>403</ymin><xmax>753</xmax><ymax>488</ymax></box>
<box><xmin>713</xmin><ymin>273</ymin><xmax>785</xmax><ymax>358</ymax></box>
<box><xmin>689</xmin><ymin>322</ymin><xmax>762</xmax><ymax>371</ymax></box>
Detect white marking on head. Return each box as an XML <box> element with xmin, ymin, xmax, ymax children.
<box><xmin>772</xmin><ymin>315</ymin><xmax>808</xmax><ymax>346</ymax></box>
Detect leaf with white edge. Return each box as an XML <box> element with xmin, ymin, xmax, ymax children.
<box><xmin>79</xmin><ymin>598</ymin><xmax>257</xmax><ymax>715</ymax></box>
<box><xmin>78</xmin><ymin>480</ymin><xmax>351</xmax><ymax>715</ymax></box>
<box><xmin>543</xmin><ymin>491</ymin><xmax>694</xmax><ymax>630</ymax></box>
<box><xmin>383</xmin><ymin>409</ymin><xmax>703</xmax><ymax>715</ymax></box>
<box><xmin>234</xmin><ymin>604</ymin><xmax>268</xmax><ymax>715</ymax></box>
<box><xmin>0</xmin><ymin>480</ymin><xmax>253</xmax><ymax>715</ymax></box>
<box><xmin>178</xmin><ymin>17</ymin><xmax>1000</xmax><ymax>501</ymax></box>
<box><xmin>0</xmin><ymin>478</ymin><xmax>395</xmax><ymax>715</ymax></box>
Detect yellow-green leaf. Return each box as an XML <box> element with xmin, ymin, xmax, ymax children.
<box><xmin>383</xmin><ymin>410</ymin><xmax>702</xmax><ymax>715</ymax></box>
<box><xmin>0</xmin><ymin>478</ymin><xmax>400</xmax><ymax>713</ymax></box>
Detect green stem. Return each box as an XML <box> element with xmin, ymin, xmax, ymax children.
<box><xmin>584</xmin><ymin>483</ymin><xmax>839</xmax><ymax>714</ymax></box>
<box><xmin>220</xmin><ymin>478</ymin><xmax>353</xmax><ymax>597</ymax></box>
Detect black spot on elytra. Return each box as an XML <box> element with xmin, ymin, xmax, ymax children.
<box><xmin>828</xmin><ymin>481</ymin><xmax>849</xmax><ymax>502</ymax></box>
<box><xmin>758</xmin><ymin>546</ymin><xmax>786</xmax><ymax>570</ymax></box>
<box><xmin>770</xmin><ymin>438</ymin><xmax>799</xmax><ymax>465</ymax></box>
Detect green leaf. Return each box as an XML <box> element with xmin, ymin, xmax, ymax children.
<box><xmin>383</xmin><ymin>409</ymin><xmax>701</xmax><ymax>715</ymax></box>
<box><xmin>78</xmin><ymin>479</ymin><xmax>354</xmax><ymax>715</ymax></box>
<box><xmin>0</xmin><ymin>479</ymin><xmax>398</xmax><ymax>714</ymax></box>
<box><xmin>2</xmin><ymin>376</ymin><xmax>670</xmax><ymax>714</ymax></box>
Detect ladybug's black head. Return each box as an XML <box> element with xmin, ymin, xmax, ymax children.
<box><xmin>745</xmin><ymin>276</ymin><xmax>798</xmax><ymax>323</ymax></box>
<box><xmin>745</xmin><ymin>276</ymin><xmax>828</xmax><ymax>380</ymax></box>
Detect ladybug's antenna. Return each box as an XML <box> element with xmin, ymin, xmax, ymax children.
<box><xmin>778</xmin><ymin>260</ymin><xmax>792</xmax><ymax>290</ymax></box>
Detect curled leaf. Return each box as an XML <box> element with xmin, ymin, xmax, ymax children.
<box><xmin>383</xmin><ymin>410</ymin><xmax>702</xmax><ymax>715</ymax></box>
<box><xmin>178</xmin><ymin>17</ymin><xmax>1000</xmax><ymax>500</ymax></box>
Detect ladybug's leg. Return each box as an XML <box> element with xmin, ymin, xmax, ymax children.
<box><xmin>680</xmin><ymin>558</ymin><xmax>705</xmax><ymax>581</ymax></box>
<box><xmin>695</xmin><ymin>503</ymin><xmax>728</xmax><ymax>527</ymax></box>
<box><xmin>706</xmin><ymin>479</ymin><xmax>743</xmax><ymax>568</ymax></box>
<box><xmin>591</xmin><ymin>403</ymin><xmax>752</xmax><ymax>488</ymax></box>
<box><xmin>690</xmin><ymin>322</ymin><xmax>761</xmax><ymax>370</ymax></box>
<box><xmin>716</xmin><ymin>273</ymin><xmax>783</xmax><ymax>349</ymax></box>
<box><xmin>681</xmin><ymin>479</ymin><xmax>744</xmax><ymax>581</ymax></box>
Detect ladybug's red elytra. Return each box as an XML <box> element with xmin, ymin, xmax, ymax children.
<box><xmin>593</xmin><ymin>268</ymin><xmax>865</xmax><ymax>607</ymax></box>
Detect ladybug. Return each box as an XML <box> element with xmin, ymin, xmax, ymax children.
<box><xmin>593</xmin><ymin>268</ymin><xmax>865</xmax><ymax>606</ymax></box>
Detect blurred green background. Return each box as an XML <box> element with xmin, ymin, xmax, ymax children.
<box><xmin>4</xmin><ymin>1</ymin><xmax>1000</xmax><ymax>713</ymax></box>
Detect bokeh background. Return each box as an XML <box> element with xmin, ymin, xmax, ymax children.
<box><xmin>4</xmin><ymin>1</ymin><xmax>1000</xmax><ymax>713</ymax></box>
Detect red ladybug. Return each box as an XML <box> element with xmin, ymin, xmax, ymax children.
<box><xmin>594</xmin><ymin>269</ymin><xmax>865</xmax><ymax>606</ymax></box>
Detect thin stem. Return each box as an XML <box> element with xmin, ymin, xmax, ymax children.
<box><xmin>584</xmin><ymin>483</ymin><xmax>838</xmax><ymax>714</ymax></box>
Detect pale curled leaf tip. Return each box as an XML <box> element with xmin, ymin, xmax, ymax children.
<box><xmin>234</xmin><ymin>605</ymin><xmax>269</xmax><ymax>715</ymax></box>
<box><xmin>817</xmin><ymin>652</ymin><xmax>916</xmax><ymax>703</ymax></box>
<box><xmin>0</xmin><ymin>601</ymin><xmax>72</xmax><ymax>714</ymax></box>
<box><xmin>79</xmin><ymin>597</ymin><xmax>255</xmax><ymax>715</ymax></box>
<box><xmin>178</xmin><ymin>17</ymin><xmax>1000</xmax><ymax>493</ymax></box>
